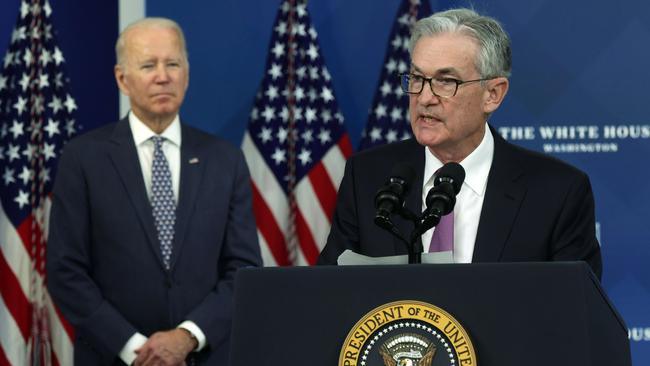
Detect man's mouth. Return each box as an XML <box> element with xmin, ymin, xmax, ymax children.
<box><xmin>418</xmin><ymin>114</ymin><xmax>442</xmax><ymax>123</ymax></box>
<box><xmin>152</xmin><ymin>92</ymin><xmax>174</xmax><ymax>98</ymax></box>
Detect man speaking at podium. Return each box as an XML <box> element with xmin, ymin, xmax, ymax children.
<box><xmin>318</xmin><ymin>8</ymin><xmax>602</xmax><ymax>279</ymax></box>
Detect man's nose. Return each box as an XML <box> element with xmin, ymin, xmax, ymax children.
<box><xmin>154</xmin><ymin>64</ymin><xmax>170</xmax><ymax>82</ymax></box>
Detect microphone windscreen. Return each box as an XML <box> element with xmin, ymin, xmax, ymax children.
<box><xmin>435</xmin><ymin>162</ymin><xmax>466</xmax><ymax>194</ymax></box>
<box><xmin>389</xmin><ymin>162</ymin><xmax>416</xmax><ymax>190</ymax></box>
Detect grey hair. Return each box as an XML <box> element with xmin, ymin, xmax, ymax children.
<box><xmin>409</xmin><ymin>8</ymin><xmax>511</xmax><ymax>78</ymax></box>
<box><xmin>115</xmin><ymin>17</ymin><xmax>188</xmax><ymax>67</ymax></box>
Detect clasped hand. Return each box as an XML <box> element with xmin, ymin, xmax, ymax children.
<box><xmin>133</xmin><ymin>328</ymin><xmax>196</xmax><ymax>366</ymax></box>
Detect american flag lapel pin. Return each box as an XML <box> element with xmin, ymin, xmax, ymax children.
<box><xmin>189</xmin><ymin>157</ymin><xmax>199</xmax><ymax>164</ymax></box>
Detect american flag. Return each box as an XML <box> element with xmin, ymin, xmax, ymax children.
<box><xmin>0</xmin><ymin>1</ymin><xmax>77</xmax><ymax>365</ymax></box>
<box><xmin>242</xmin><ymin>0</ymin><xmax>352</xmax><ymax>266</ymax></box>
<box><xmin>358</xmin><ymin>0</ymin><xmax>431</xmax><ymax>150</ymax></box>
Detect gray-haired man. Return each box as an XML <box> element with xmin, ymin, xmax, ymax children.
<box><xmin>318</xmin><ymin>8</ymin><xmax>602</xmax><ymax>279</ymax></box>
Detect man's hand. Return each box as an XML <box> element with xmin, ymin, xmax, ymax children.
<box><xmin>133</xmin><ymin>328</ymin><xmax>197</xmax><ymax>366</ymax></box>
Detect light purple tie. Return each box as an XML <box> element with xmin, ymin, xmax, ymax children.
<box><xmin>429</xmin><ymin>211</ymin><xmax>454</xmax><ymax>252</ymax></box>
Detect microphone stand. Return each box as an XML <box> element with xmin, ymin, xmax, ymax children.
<box><xmin>408</xmin><ymin>215</ymin><xmax>441</xmax><ymax>264</ymax></box>
<box><xmin>376</xmin><ymin>205</ymin><xmax>442</xmax><ymax>265</ymax></box>
<box><xmin>379</xmin><ymin>224</ymin><xmax>412</xmax><ymax>260</ymax></box>
<box><xmin>399</xmin><ymin>207</ymin><xmax>441</xmax><ymax>264</ymax></box>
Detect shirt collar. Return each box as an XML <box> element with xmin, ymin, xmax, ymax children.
<box><xmin>128</xmin><ymin>111</ymin><xmax>182</xmax><ymax>148</ymax></box>
<box><xmin>423</xmin><ymin>123</ymin><xmax>494</xmax><ymax>197</ymax></box>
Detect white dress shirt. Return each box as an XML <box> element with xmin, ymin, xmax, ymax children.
<box><xmin>129</xmin><ymin>112</ymin><xmax>181</xmax><ymax>204</ymax></box>
<box><xmin>420</xmin><ymin>123</ymin><xmax>494</xmax><ymax>263</ymax></box>
<box><xmin>119</xmin><ymin>112</ymin><xmax>206</xmax><ymax>365</ymax></box>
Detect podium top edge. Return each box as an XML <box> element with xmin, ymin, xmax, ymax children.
<box><xmin>239</xmin><ymin>261</ymin><xmax>593</xmax><ymax>273</ymax></box>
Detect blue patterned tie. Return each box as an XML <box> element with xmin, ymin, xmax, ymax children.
<box><xmin>151</xmin><ymin>136</ymin><xmax>176</xmax><ymax>270</ymax></box>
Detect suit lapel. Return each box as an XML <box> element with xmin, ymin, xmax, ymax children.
<box><xmin>472</xmin><ymin>130</ymin><xmax>527</xmax><ymax>262</ymax></box>
<box><xmin>108</xmin><ymin>119</ymin><xmax>165</xmax><ymax>266</ymax></box>
<box><xmin>169</xmin><ymin>125</ymin><xmax>203</xmax><ymax>269</ymax></box>
<box><xmin>391</xmin><ymin>140</ymin><xmax>425</xmax><ymax>255</ymax></box>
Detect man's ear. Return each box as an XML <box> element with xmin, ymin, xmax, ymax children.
<box><xmin>483</xmin><ymin>77</ymin><xmax>509</xmax><ymax>114</ymax></box>
<box><xmin>114</xmin><ymin>64</ymin><xmax>130</xmax><ymax>96</ymax></box>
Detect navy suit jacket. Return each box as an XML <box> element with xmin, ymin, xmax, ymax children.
<box><xmin>47</xmin><ymin>119</ymin><xmax>261</xmax><ymax>365</ymax></box>
<box><xmin>318</xmin><ymin>127</ymin><xmax>602</xmax><ymax>279</ymax></box>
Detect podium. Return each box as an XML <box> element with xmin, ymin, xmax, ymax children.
<box><xmin>229</xmin><ymin>262</ymin><xmax>630</xmax><ymax>365</ymax></box>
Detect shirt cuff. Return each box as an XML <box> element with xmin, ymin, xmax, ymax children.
<box><xmin>119</xmin><ymin>332</ymin><xmax>148</xmax><ymax>365</ymax></box>
<box><xmin>178</xmin><ymin>321</ymin><xmax>207</xmax><ymax>352</ymax></box>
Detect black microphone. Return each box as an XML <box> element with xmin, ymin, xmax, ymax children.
<box><xmin>415</xmin><ymin>162</ymin><xmax>465</xmax><ymax>236</ymax></box>
<box><xmin>374</xmin><ymin>163</ymin><xmax>416</xmax><ymax>230</ymax></box>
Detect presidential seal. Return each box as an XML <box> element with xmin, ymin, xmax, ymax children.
<box><xmin>339</xmin><ymin>300</ymin><xmax>476</xmax><ymax>366</ymax></box>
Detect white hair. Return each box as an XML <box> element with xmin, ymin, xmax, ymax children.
<box><xmin>115</xmin><ymin>17</ymin><xmax>188</xmax><ymax>67</ymax></box>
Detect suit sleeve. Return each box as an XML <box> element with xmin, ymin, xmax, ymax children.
<box><xmin>183</xmin><ymin>149</ymin><xmax>261</xmax><ymax>349</ymax></box>
<box><xmin>550</xmin><ymin>171</ymin><xmax>603</xmax><ymax>279</ymax></box>
<box><xmin>317</xmin><ymin>157</ymin><xmax>361</xmax><ymax>265</ymax></box>
<box><xmin>46</xmin><ymin>142</ymin><xmax>139</xmax><ymax>362</ymax></box>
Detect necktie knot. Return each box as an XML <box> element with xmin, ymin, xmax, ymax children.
<box><xmin>151</xmin><ymin>135</ymin><xmax>164</xmax><ymax>150</ymax></box>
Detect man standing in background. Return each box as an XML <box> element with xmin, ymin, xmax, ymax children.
<box><xmin>47</xmin><ymin>17</ymin><xmax>261</xmax><ymax>365</ymax></box>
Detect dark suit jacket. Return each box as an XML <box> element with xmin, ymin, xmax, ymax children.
<box><xmin>47</xmin><ymin>119</ymin><xmax>261</xmax><ymax>365</ymax></box>
<box><xmin>318</xmin><ymin>127</ymin><xmax>602</xmax><ymax>279</ymax></box>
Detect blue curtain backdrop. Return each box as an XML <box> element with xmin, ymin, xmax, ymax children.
<box><xmin>1</xmin><ymin>0</ymin><xmax>648</xmax><ymax>363</ymax></box>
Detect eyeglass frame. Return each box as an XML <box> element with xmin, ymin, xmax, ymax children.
<box><xmin>399</xmin><ymin>73</ymin><xmax>496</xmax><ymax>98</ymax></box>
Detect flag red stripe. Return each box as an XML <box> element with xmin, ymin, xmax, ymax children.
<box><xmin>337</xmin><ymin>134</ymin><xmax>353</xmax><ymax>158</ymax></box>
<box><xmin>15</xmin><ymin>215</ymin><xmax>34</xmax><ymax>260</ymax></box>
<box><xmin>0</xmin><ymin>345</ymin><xmax>11</xmax><ymax>366</ymax></box>
<box><xmin>295</xmin><ymin>209</ymin><xmax>320</xmax><ymax>265</ymax></box>
<box><xmin>0</xmin><ymin>250</ymin><xmax>31</xmax><ymax>340</ymax></box>
<box><xmin>53</xmin><ymin>297</ymin><xmax>75</xmax><ymax>340</ymax></box>
<box><xmin>308</xmin><ymin>162</ymin><xmax>337</xmax><ymax>221</ymax></box>
<box><xmin>251</xmin><ymin>181</ymin><xmax>291</xmax><ymax>266</ymax></box>
<box><xmin>52</xmin><ymin>350</ymin><xmax>60</xmax><ymax>366</ymax></box>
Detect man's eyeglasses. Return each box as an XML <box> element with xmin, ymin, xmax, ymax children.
<box><xmin>399</xmin><ymin>73</ymin><xmax>493</xmax><ymax>98</ymax></box>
